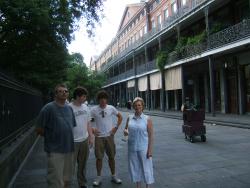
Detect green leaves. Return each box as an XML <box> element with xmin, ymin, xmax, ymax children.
<box><xmin>156</xmin><ymin>51</ymin><xmax>168</xmax><ymax>71</ymax></box>
<box><xmin>66</xmin><ymin>53</ymin><xmax>106</xmax><ymax>100</ymax></box>
<box><xmin>0</xmin><ymin>0</ymin><xmax>104</xmax><ymax>95</ymax></box>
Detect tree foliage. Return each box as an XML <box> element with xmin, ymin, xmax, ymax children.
<box><xmin>66</xmin><ymin>53</ymin><xmax>106</xmax><ymax>100</ymax></box>
<box><xmin>0</xmin><ymin>0</ymin><xmax>104</xmax><ymax>94</ymax></box>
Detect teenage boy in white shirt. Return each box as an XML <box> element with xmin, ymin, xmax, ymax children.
<box><xmin>69</xmin><ymin>87</ymin><xmax>94</xmax><ymax>188</ymax></box>
<box><xmin>90</xmin><ymin>90</ymin><xmax>123</xmax><ymax>187</ymax></box>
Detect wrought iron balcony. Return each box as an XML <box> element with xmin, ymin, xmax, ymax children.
<box><xmin>208</xmin><ymin>19</ymin><xmax>250</xmax><ymax>49</ymax></box>
<box><xmin>119</xmin><ymin>72</ymin><xmax>127</xmax><ymax>80</ymax></box>
<box><xmin>167</xmin><ymin>19</ymin><xmax>250</xmax><ymax>64</ymax></box>
<box><xmin>126</xmin><ymin>69</ymin><xmax>135</xmax><ymax>77</ymax></box>
<box><xmin>101</xmin><ymin>0</ymin><xmax>209</xmax><ymax>72</ymax></box>
<box><xmin>137</xmin><ymin>63</ymin><xmax>147</xmax><ymax>75</ymax></box>
<box><xmin>147</xmin><ymin>60</ymin><xmax>157</xmax><ymax>71</ymax></box>
<box><xmin>105</xmin><ymin>19</ymin><xmax>250</xmax><ymax>86</ymax></box>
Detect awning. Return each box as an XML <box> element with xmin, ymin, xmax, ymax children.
<box><xmin>150</xmin><ymin>72</ymin><xmax>162</xmax><ymax>90</ymax></box>
<box><xmin>138</xmin><ymin>76</ymin><xmax>148</xmax><ymax>91</ymax></box>
<box><xmin>127</xmin><ymin>79</ymin><xmax>135</xmax><ymax>88</ymax></box>
<box><xmin>165</xmin><ymin>66</ymin><xmax>182</xmax><ymax>90</ymax></box>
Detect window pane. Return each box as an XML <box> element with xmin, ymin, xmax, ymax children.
<box><xmin>172</xmin><ymin>2</ymin><xmax>177</xmax><ymax>13</ymax></box>
<box><xmin>164</xmin><ymin>9</ymin><xmax>169</xmax><ymax>20</ymax></box>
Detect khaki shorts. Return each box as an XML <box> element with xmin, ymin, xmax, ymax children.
<box><xmin>95</xmin><ymin>136</ymin><xmax>116</xmax><ymax>160</ymax></box>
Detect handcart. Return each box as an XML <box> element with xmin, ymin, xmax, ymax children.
<box><xmin>182</xmin><ymin>109</ymin><xmax>206</xmax><ymax>143</ymax></box>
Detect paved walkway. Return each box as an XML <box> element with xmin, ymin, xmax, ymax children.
<box><xmin>11</xmin><ymin>111</ymin><xmax>250</xmax><ymax>188</ymax></box>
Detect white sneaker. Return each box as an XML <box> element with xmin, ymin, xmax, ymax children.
<box><xmin>111</xmin><ymin>176</ymin><xmax>122</xmax><ymax>184</ymax></box>
<box><xmin>93</xmin><ymin>176</ymin><xmax>102</xmax><ymax>187</ymax></box>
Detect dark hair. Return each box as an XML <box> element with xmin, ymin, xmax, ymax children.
<box><xmin>73</xmin><ymin>87</ymin><xmax>88</xmax><ymax>99</ymax></box>
<box><xmin>54</xmin><ymin>83</ymin><xmax>67</xmax><ymax>94</ymax></box>
<box><xmin>96</xmin><ymin>90</ymin><xmax>109</xmax><ymax>101</ymax></box>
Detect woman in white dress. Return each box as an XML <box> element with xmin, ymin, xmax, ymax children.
<box><xmin>124</xmin><ymin>97</ymin><xmax>154</xmax><ymax>188</ymax></box>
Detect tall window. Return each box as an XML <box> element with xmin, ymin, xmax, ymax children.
<box><xmin>151</xmin><ymin>19</ymin><xmax>155</xmax><ymax>28</ymax></box>
<box><xmin>171</xmin><ymin>1</ymin><xmax>177</xmax><ymax>13</ymax></box>
<box><xmin>157</xmin><ymin>15</ymin><xmax>162</xmax><ymax>27</ymax></box>
<box><xmin>140</xmin><ymin>29</ymin><xmax>143</xmax><ymax>37</ymax></box>
<box><xmin>144</xmin><ymin>25</ymin><xmax>147</xmax><ymax>34</ymax></box>
<box><xmin>164</xmin><ymin>8</ymin><xmax>169</xmax><ymax>20</ymax></box>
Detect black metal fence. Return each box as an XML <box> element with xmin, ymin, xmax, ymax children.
<box><xmin>0</xmin><ymin>71</ymin><xmax>43</xmax><ymax>152</ymax></box>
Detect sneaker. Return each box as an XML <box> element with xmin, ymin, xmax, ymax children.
<box><xmin>111</xmin><ymin>176</ymin><xmax>122</xmax><ymax>184</ymax></box>
<box><xmin>93</xmin><ymin>176</ymin><xmax>102</xmax><ymax>187</ymax></box>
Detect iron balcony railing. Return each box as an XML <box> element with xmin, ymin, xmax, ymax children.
<box><xmin>101</xmin><ymin>0</ymin><xmax>209</xmax><ymax>72</ymax></box>
<box><xmin>169</xmin><ymin>18</ymin><xmax>250</xmax><ymax>63</ymax></box>
<box><xmin>105</xmin><ymin>19</ymin><xmax>250</xmax><ymax>85</ymax></box>
<box><xmin>137</xmin><ymin>63</ymin><xmax>147</xmax><ymax>75</ymax></box>
<box><xmin>208</xmin><ymin>19</ymin><xmax>250</xmax><ymax>49</ymax></box>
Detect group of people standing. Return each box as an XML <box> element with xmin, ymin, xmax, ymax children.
<box><xmin>36</xmin><ymin>83</ymin><xmax>154</xmax><ymax>188</ymax></box>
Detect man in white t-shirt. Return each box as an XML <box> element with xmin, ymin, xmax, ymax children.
<box><xmin>69</xmin><ymin>87</ymin><xmax>94</xmax><ymax>188</ymax></box>
<box><xmin>90</xmin><ymin>90</ymin><xmax>123</xmax><ymax>187</ymax></box>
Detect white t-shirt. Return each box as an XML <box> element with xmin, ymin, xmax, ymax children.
<box><xmin>90</xmin><ymin>105</ymin><xmax>118</xmax><ymax>137</ymax></box>
<box><xmin>69</xmin><ymin>103</ymin><xmax>91</xmax><ymax>142</ymax></box>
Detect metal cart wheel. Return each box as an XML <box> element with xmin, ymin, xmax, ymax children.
<box><xmin>189</xmin><ymin>136</ymin><xmax>195</xmax><ymax>143</ymax></box>
<box><xmin>201</xmin><ymin>135</ymin><xmax>206</xmax><ymax>142</ymax></box>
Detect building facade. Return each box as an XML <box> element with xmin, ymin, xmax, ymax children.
<box><xmin>95</xmin><ymin>0</ymin><xmax>250</xmax><ymax>115</ymax></box>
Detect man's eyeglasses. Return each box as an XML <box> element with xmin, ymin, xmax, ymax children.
<box><xmin>57</xmin><ymin>90</ymin><xmax>69</xmax><ymax>94</ymax></box>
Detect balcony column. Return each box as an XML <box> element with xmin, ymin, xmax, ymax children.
<box><xmin>125</xmin><ymin>57</ymin><xmax>128</xmax><ymax>102</ymax></box>
<box><xmin>133</xmin><ymin>51</ymin><xmax>138</xmax><ymax>97</ymax></box>
<box><xmin>158</xmin><ymin>37</ymin><xmax>166</xmax><ymax>111</ymax></box>
<box><xmin>111</xmin><ymin>85</ymin><xmax>115</xmax><ymax>106</ymax></box>
<box><xmin>118</xmin><ymin>62</ymin><xmax>120</xmax><ymax>76</ymax></box>
<box><xmin>176</xmin><ymin>25</ymin><xmax>181</xmax><ymax>42</ymax></box>
<box><xmin>237</xmin><ymin>63</ymin><xmax>246</xmax><ymax>115</ymax></box>
<box><xmin>124</xmin><ymin>57</ymin><xmax>127</xmax><ymax>72</ymax></box>
<box><xmin>145</xmin><ymin>46</ymin><xmax>151</xmax><ymax>110</ymax></box>
<box><xmin>204</xmin><ymin>73</ymin><xmax>210</xmax><ymax>112</ymax></box>
<box><xmin>119</xmin><ymin>83</ymin><xmax>122</xmax><ymax>107</ymax></box>
<box><xmin>208</xmin><ymin>56</ymin><xmax>215</xmax><ymax>116</ymax></box>
<box><xmin>220</xmin><ymin>67</ymin><xmax>228</xmax><ymax>113</ymax></box>
<box><xmin>204</xmin><ymin>6</ymin><xmax>210</xmax><ymax>45</ymax></box>
<box><xmin>181</xmin><ymin>64</ymin><xmax>186</xmax><ymax>104</ymax></box>
<box><xmin>158</xmin><ymin>37</ymin><xmax>162</xmax><ymax>51</ymax></box>
<box><xmin>165</xmin><ymin>90</ymin><xmax>169</xmax><ymax>110</ymax></box>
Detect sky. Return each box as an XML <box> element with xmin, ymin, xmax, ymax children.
<box><xmin>67</xmin><ymin>0</ymin><xmax>139</xmax><ymax>66</ymax></box>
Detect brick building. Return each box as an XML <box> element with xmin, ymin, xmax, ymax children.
<box><xmin>94</xmin><ymin>0</ymin><xmax>250</xmax><ymax>115</ymax></box>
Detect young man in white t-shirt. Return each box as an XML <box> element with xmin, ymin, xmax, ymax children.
<box><xmin>90</xmin><ymin>90</ymin><xmax>123</xmax><ymax>187</ymax></box>
<box><xmin>69</xmin><ymin>87</ymin><xmax>94</xmax><ymax>188</ymax></box>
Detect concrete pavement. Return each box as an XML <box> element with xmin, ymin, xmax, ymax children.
<box><xmin>10</xmin><ymin>111</ymin><xmax>250</xmax><ymax>188</ymax></box>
